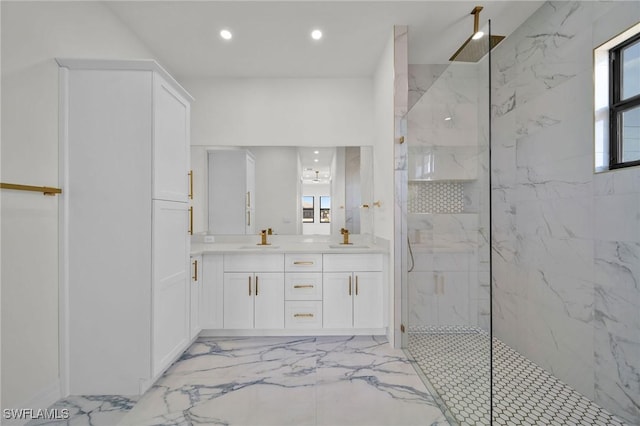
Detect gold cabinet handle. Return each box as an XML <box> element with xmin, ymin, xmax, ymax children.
<box><xmin>348</xmin><ymin>275</ymin><xmax>352</xmax><ymax>296</ymax></box>
<box><xmin>293</xmin><ymin>284</ymin><xmax>314</xmax><ymax>289</ymax></box>
<box><xmin>293</xmin><ymin>261</ymin><xmax>314</xmax><ymax>265</ymax></box>
<box><xmin>247</xmin><ymin>211</ymin><xmax>251</xmax><ymax>226</ymax></box>
<box><xmin>256</xmin><ymin>275</ymin><xmax>259</xmax><ymax>296</ymax></box>
<box><xmin>189</xmin><ymin>206</ymin><xmax>193</xmax><ymax>235</ymax></box>
<box><xmin>247</xmin><ymin>191</ymin><xmax>251</xmax><ymax>208</ymax></box>
<box><xmin>249</xmin><ymin>276</ymin><xmax>252</xmax><ymax>296</ymax></box>
<box><xmin>356</xmin><ymin>275</ymin><xmax>359</xmax><ymax>296</ymax></box>
<box><xmin>188</xmin><ymin>170</ymin><xmax>193</xmax><ymax>199</ymax></box>
<box><xmin>192</xmin><ymin>259</ymin><xmax>198</xmax><ymax>282</ymax></box>
<box><xmin>294</xmin><ymin>313</ymin><xmax>314</xmax><ymax>318</ymax></box>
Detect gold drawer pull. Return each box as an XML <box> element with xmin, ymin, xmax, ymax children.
<box><xmin>355</xmin><ymin>275</ymin><xmax>359</xmax><ymax>296</ymax></box>
<box><xmin>293</xmin><ymin>284</ymin><xmax>314</xmax><ymax>289</ymax></box>
<box><xmin>294</xmin><ymin>313</ymin><xmax>314</xmax><ymax>318</ymax></box>
<box><xmin>348</xmin><ymin>275</ymin><xmax>352</xmax><ymax>296</ymax></box>
<box><xmin>293</xmin><ymin>261</ymin><xmax>314</xmax><ymax>265</ymax></box>
<box><xmin>248</xmin><ymin>276</ymin><xmax>252</xmax><ymax>296</ymax></box>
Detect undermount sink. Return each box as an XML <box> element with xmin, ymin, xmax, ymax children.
<box><xmin>238</xmin><ymin>245</ymin><xmax>280</xmax><ymax>249</ymax></box>
<box><xmin>328</xmin><ymin>244</ymin><xmax>369</xmax><ymax>249</ymax></box>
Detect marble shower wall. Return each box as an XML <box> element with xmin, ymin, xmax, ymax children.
<box><xmin>406</xmin><ymin>60</ymin><xmax>490</xmax><ymax>331</ymax></box>
<box><xmin>490</xmin><ymin>2</ymin><xmax>640</xmax><ymax>424</ymax></box>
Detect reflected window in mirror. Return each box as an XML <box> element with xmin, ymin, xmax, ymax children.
<box><xmin>320</xmin><ymin>196</ymin><xmax>331</xmax><ymax>223</ymax></box>
<box><xmin>302</xmin><ymin>196</ymin><xmax>314</xmax><ymax>223</ymax></box>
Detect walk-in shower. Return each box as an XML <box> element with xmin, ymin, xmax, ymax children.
<box><xmin>402</xmin><ymin>6</ymin><xmax>636</xmax><ymax>424</ymax></box>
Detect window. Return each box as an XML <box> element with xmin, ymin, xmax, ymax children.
<box><xmin>609</xmin><ymin>32</ymin><xmax>640</xmax><ymax>169</ymax></box>
<box><xmin>595</xmin><ymin>23</ymin><xmax>640</xmax><ymax>172</ymax></box>
<box><xmin>320</xmin><ymin>196</ymin><xmax>331</xmax><ymax>223</ymax></box>
<box><xmin>302</xmin><ymin>196</ymin><xmax>314</xmax><ymax>223</ymax></box>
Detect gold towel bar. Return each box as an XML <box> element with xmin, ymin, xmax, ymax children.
<box><xmin>0</xmin><ymin>182</ymin><xmax>62</xmax><ymax>196</ymax></box>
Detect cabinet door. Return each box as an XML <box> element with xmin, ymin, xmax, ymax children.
<box><xmin>323</xmin><ymin>273</ymin><xmax>353</xmax><ymax>328</ymax></box>
<box><xmin>201</xmin><ymin>255</ymin><xmax>224</xmax><ymax>329</ymax></box>
<box><xmin>153</xmin><ymin>74</ymin><xmax>190</xmax><ymax>202</ymax></box>
<box><xmin>253</xmin><ymin>272</ymin><xmax>284</xmax><ymax>329</ymax></box>
<box><xmin>190</xmin><ymin>255</ymin><xmax>202</xmax><ymax>339</ymax></box>
<box><xmin>223</xmin><ymin>273</ymin><xmax>255</xmax><ymax>329</ymax></box>
<box><xmin>152</xmin><ymin>200</ymin><xmax>190</xmax><ymax>376</ymax></box>
<box><xmin>353</xmin><ymin>272</ymin><xmax>383</xmax><ymax>329</ymax></box>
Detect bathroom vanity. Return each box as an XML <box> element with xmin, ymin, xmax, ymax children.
<box><xmin>191</xmin><ymin>238</ymin><xmax>389</xmax><ymax>336</ymax></box>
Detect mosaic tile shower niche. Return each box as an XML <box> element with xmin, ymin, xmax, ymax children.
<box><xmin>408</xmin><ymin>181</ymin><xmax>465</xmax><ymax>214</ymax></box>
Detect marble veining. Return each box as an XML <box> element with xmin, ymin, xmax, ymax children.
<box><xmin>490</xmin><ymin>0</ymin><xmax>640</xmax><ymax>423</ymax></box>
<box><xmin>25</xmin><ymin>395</ymin><xmax>138</xmax><ymax>426</ymax></box>
<box><xmin>119</xmin><ymin>336</ymin><xmax>448</xmax><ymax>426</ymax></box>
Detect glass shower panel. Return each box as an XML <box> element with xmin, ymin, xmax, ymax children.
<box><xmin>404</xmin><ymin>26</ymin><xmax>491</xmax><ymax>425</ymax></box>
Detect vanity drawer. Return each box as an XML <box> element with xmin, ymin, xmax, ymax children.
<box><xmin>285</xmin><ymin>273</ymin><xmax>322</xmax><ymax>300</ymax></box>
<box><xmin>323</xmin><ymin>253</ymin><xmax>383</xmax><ymax>272</ymax></box>
<box><xmin>285</xmin><ymin>254</ymin><xmax>322</xmax><ymax>272</ymax></box>
<box><xmin>285</xmin><ymin>301</ymin><xmax>323</xmax><ymax>329</ymax></box>
<box><xmin>223</xmin><ymin>253</ymin><xmax>284</xmax><ymax>272</ymax></box>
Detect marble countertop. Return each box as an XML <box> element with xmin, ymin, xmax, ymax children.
<box><xmin>190</xmin><ymin>235</ymin><xmax>389</xmax><ymax>256</ymax></box>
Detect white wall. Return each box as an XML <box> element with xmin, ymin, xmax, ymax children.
<box><xmin>372</xmin><ymin>29</ymin><xmax>396</xmax><ymax>345</ymax></box>
<box><xmin>1</xmin><ymin>1</ymin><xmax>158</xmax><ymax>410</ymax></box>
<box><xmin>181</xmin><ymin>77</ymin><xmax>373</xmax><ymax>147</ymax></box>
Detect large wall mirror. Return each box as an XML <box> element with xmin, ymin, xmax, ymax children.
<box><xmin>191</xmin><ymin>146</ymin><xmax>373</xmax><ymax>236</ymax></box>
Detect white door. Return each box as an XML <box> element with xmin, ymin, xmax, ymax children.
<box><xmin>245</xmin><ymin>155</ymin><xmax>255</xmax><ymax>234</ymax></box>
<box><xmin>152</xmin><ymin>200</ymin><xmax>190</xmax><ymax>376</ymax></box>
<box><xmin>190</xmin><ymin>255</ymin><xmax>202</xmax><ymax>339</ymax></box>
<box><xmin>353</xmin><ymin>272</ymin><xmax>383</xmax><ymax>328</ymax></box>
<box><xmin>153</xmin><ymin>74</ymin><xmax>190</xmax><ymax>202</ymax></box>
<box><xmin>322</xmin><ymin>272</ymin><xmax>353</xmax><ymax>328</ymax></box>
<box><xmin>223</xmin><ymin>273</ymin><xmax>254</xmax><ymax>329</ymax></box>
<box><xmin>253</xmin><ymin>272</ymin><xmax>284</xmax><ymax>329</ymax></box>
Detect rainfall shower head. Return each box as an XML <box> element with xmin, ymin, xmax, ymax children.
<box><xmin>449</xmin><ymin>6</ymin><xmax>504</xmax><ymax>62</ymax></box>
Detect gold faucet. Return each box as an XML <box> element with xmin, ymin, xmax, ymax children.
<box><xmin>341</xmin><ymin>228</ymin><xmax>351</xmax><ymax>245</ymax></box>
<box><xmin>267</xmin><ymin>228</ymin><xmax>273</xmax><ymax>235</ymax></box>
<box><xmin>258</xmin><ymin>229</ymin><xmax>270</xmax><ymax>245</ymax></box>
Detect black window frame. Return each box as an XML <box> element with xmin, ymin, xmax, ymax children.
<box><xmin>609</xmin><ymin>31</ymin><xmax>640</xmax><ymax>169</ymax></box>
<box><xmin>302</xmin><ymin>196</ymin><xmax>314</xmax><ymax>223</ymax></box>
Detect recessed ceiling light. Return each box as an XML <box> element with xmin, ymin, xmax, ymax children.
<box><xmin>314</xmin><ymin>159</ymin><xmax>319</xmax><ymax>162</ymax></box>
<box><xmin>311</xmin><ymin>29</ymin><xmax>323</xmax><ymax>41</ymax></box>
<box><xmin>444</xmin><ymin>117</ymin><xmax>452</xmax><ymax>121</ymax></box>
<box><xmin>220</xmin><ymin>29</ymin><xmax>232</xmax><ymax>40</ymax></box>
<box><xmin>314</xmin><ymin>150</ymin><xmax>319</xmax><ymax>154</ymax></box>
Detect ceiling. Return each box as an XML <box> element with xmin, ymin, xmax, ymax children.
<box><xmin>106</xmin><ymin>1</ymin><xmax>543</xmax><ymax>79</ymax></box>
<box><xmin>299</xmin><ymin>147</ymin><xmax>335</xmax><ymax>183</ymax></box>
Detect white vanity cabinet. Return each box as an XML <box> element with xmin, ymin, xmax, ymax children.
<box><xmin>323</xmin><ymin>254</ymin><xmax>384</xmax><ymax>329</ymax></box>
<box><xmin>284</xmin><ymin>254</ymin><xmax>323</xmax><ymax>328</ymax></box>
<box><xmin>190</xmin><ymin>255</ymin><xmax>203</xmax><ymax>339</ymax></box>
<box><xmin>223</xmin><ymin>254</ymin><xmax>285</xmax><ymax>329</ymax></box>
<box><xmin>208</xmin><ymin>150</ymin><xmax>256</xmax><ymax>234</ymax></box>
<box><xmin>59</xmin><ymin>59</ymin><xmax>192</xmax><ymax>395</ymax></box>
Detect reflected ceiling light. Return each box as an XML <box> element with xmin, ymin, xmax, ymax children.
<box><xmin>314</xmin><ymin>159</ymin><xmax>319</xmax><ymax>162</ymax></box>
<box><xmin>444</xmin><ymin>117</ymin><xmax>452</xmax><ymax>121</ymax></box>
<box><xmin>472</xmin><ymin>31</ymin><xmax>484</xmax><ymax>40</ymax></box>
<box><xmin>220</xmin><ymin>29</ymin><xmax>232</xmax><ymax>40</ymax></box>
<box><xmin>311</xmin><ymin>29</ymin><xmax>323</xmax><ymax>40</ymax></box>
<box><xmin>314</xmin><ymin>150</ymin><xmax>319</xmax><ymax>154</ymax></box>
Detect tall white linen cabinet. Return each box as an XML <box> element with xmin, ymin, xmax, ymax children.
<box><xmin>58</xmin><ymin>59</ymin><xmax>194</xmax><ymax>395</ymax></box>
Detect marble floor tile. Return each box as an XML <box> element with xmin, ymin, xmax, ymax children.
<box><xmin>119</xmin><ymin>335</ymin><xmax>449</xmax><ymax>426</ymax></box>
<box><xmin>25</xmin><ymin>395</ymin><xmax>138</xmax><ymax>426</ymax></box>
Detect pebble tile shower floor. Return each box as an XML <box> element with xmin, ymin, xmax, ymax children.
<box><xmin>407</xmin><ymin>326</ymin><xmax>628</xmax><ymax>426</ymax></box>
